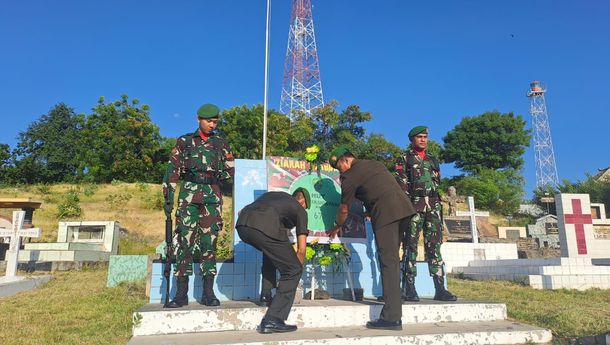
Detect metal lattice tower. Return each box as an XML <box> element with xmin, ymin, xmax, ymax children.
<box><xmin>279</xmin><ymin>0</ymin><xmax>324</xmax><ymax>119</ymax></box>
<box><xmin>527</xmin><ymin>81</ymin><xmax>560</xmax><ymax>189</ymax></box>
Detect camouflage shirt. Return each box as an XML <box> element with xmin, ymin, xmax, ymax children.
<box><xmin>394</xmin><ymin>148</ymin><xmax>441</xmax><ymax>212</ymax></box>
<box><xmin>163</xmin><ymin>129</ymin><xmax>234</xmax><ymax>206</ymax></box>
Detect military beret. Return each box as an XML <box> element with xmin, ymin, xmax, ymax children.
<box><xmin>197</xmin><ymin>104</ymin><xmax>220</xmax><ymax>119</ymax></box>
<box><xmin>328</xmin><ymin>146</ymin><xmax>351</xmax><ymax>169</ymax></box>
<box><xmin>292</xmin><ymin>187</ymin><xmax>311</xmax><ymax>209</ymax></box>
<box><xmin>408</xmin><ymin>126</ymin><xmax>428</xmax><ymax>139</ymax></box>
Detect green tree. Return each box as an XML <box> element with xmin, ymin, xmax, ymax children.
<box><xmin>0</xmin><ymin>143</ymin><xmax>13</xmax><ymax>183</ymax></box>
<box><xmin>12</xmin><ymin>103</ymin><xmax>85</xmax><ymax>183</ymax></box>
<box><xmin>219</xmin><ymin>104</ymin><xmax>292</xmax><ymax>159</ymax></box>
<box><xmin>456</xmin><ymin>168</ymin><xmax>525</xmax><ymax>215</ymax></box>
<box><xmin>558</xmin><ymin>176</ymin><xmax>610</xmax><ymax>210</ymax></box>
<box><xmin>81</xmin><ymin>95</ymin><xmax>164</xmax><ymax>183</ymax></box>
<box><xmin>353</xmin><ymin>134</ymin><xmax>402</xmax><ymax>169</ymax></box>
<box><xmin>442</xmin><ymin>111</ymin><xmax>531</xmax><ymax>173</ymax></box>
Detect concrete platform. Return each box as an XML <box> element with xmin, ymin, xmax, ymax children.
<box><xmin>0</xmin><ymin>275</ymin><xmax>51</xmax><ymax>298</ymax></box>
<box><xmin>453</xmin><ymin>257</ymin><xmax>610</xmax><ymax>290</ymax></box>
<box><xmin>18</xmin><ymin>249</ymin><xmax>110</xmax><ymax>262</ymax></box>
<box><xmin>128</xmin><ymin>320</ymin><xmax>552</xmax><ymax>345</ymax></box>
<box><xmin>132</xmin><ymin>299</ymin><xmax>508</xmax><ymax>336</ymax></box>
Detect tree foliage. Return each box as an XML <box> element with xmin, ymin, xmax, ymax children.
<box><xmin>455</xmin><ymin>168</ymin><xmax>525</xmax><ymax>215</ymax></box>
<box><xmin>80</xmin><ymin>95</ymin><xmax>165</xmax><ymax>183</ymax></box>
<box><xmin>12</xmin><ymin>103</ymin><xmax>84</xmax><ymax>183</ymax></box>
<box><xmin>442</xmin><ymin>111</ymin><xmax>531</xmax><ymax>173</ymax></box>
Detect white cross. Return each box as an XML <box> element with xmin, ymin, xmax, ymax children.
<box><xmin>455</xmin><ymin>196</ymin><xmax>489</xmax><ymax>243</ymax></box>
<box><xmin>0</xmin><ymin>211</ymin><xmax>40</xmax><ymax>278</ymax></box>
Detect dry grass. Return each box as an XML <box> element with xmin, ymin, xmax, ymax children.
<box><xmin>0</xmin><ymin>183</ymin><xmax>234</xmax><ymax>257</ymax></box>
<box><xmin>0</xmin><ymin>267</ymin><xmax>147</xmax><ymax>345</ymax></box>
<box><xmin>450</xmin><ymin>275</ymin><xmax>610</xmax><ymax>341</ymax></box>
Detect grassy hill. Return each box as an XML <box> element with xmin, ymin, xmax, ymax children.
<box><xmin>0</xmin><ymin>182</ymin><xmax>234</xmax><ymax>259</ymax></box>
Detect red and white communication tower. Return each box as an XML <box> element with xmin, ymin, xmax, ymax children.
<box><xmin>279</xmin><ymin>0</ymin><xmax>324</xmax><ymax>119</ymax></box>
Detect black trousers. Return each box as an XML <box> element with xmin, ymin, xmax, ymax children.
<box><xmin>374</xmin><ymin>218</ymin><xmax>404</xmax><ymax>322</ymax></box>
<box><xmin>236</xmin><ymin>225</ymin><xmax>302</xmax><ymax>321</ymax></box>
<box><xmin>261</xmin><ymin>254</ymin><xmax>277</xmax><ymax>292</ymax></box>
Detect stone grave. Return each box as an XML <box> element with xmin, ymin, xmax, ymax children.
<box><xmin>527</xmin><ymin>214</ymin><xmax>560</xmax><ymax>249</ymax></box>
<box><xmin>0</xmin><ymin>211</ymin><xmax>50</xmax><ymax>297</ymax></box>
<box><xmin>133</xmin><ymin>158</ymin><xmax>552</xmax><ymax>344</ymax></box>
<box><xmin>453</xmin><ymin>193</ymin><xmax>610</xmax><ymax>290</ymax></box>
<box><xmin>18</xmin><ymin>220</ymin><xmax>121</xmax><ymax>269</ymax></box>
<box><xmin>498</xmin><ymin>226</ymin><xmax>527</xmax><ymax>240</ymax></box>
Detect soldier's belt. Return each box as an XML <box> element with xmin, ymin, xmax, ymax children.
<box><xmin>184</xmin><ymin>175</ymin><xmax>218</xmax><ymax>184</ymax></box>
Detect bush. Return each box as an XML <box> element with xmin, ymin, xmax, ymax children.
<box><xmin>135</xmin><ymin>181</ymin><xmax>150</xmax><ymax>193</ymax></box>
<box><xmin>105</xmin><ymin>192</ymin><xmax>132</xmax><ymax>209</ymax></box>
<box><xmin>56</xmin><ymin>189</ymin><xmax>82</xmax><ymax>219</ymax></box>
<box><xmin>35</xmin><ymin>184</ymin><xmax>51</xmax><ymax>195</ymax></box>
<box><xmin>82</xmin><ymin>183</ymin><xmax>98</xmax><ymax>197</ymax></box>
<box><xmin>143</xmin><ymin>191</ymin><xmax>164</xmax><ymax>210</ymax></box>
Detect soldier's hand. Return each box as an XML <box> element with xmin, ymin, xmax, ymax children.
<box><xmin>327</xmin><ymin>225</ymin><xmax>342</xmax><ymax>239</ymax></box>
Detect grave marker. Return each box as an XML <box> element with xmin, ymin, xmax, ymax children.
<box><xmin>455</xmin><ymin>196</ymin><xmax>490</xmax><ymax>243</ymax></box>
<box><xmin>0</xmin><ymin>211</ymin><xmax>40</xmax><ymax>279</ymax></box>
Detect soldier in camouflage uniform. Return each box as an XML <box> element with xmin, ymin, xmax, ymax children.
<box><xmin>394</xmin><ymin>126</ymin><xmax>457</xmax><ymax>302</ymax></box>
<box><xmin>162</xmin><ymin>103</ymin><xmax>234</xmax><ymax>308</ymax></box>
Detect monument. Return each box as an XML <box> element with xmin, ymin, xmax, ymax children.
<box><xmin>133</xmin><ymin>159</ymin><xmax>552</xmax><ymax>344</ymax></box>
<box><xmin>18</xmin><ymin>220</ymin><xmax>121</xmax><ymax>269</ymax></box>
<box><xmin>452</xmin><ymin>193</ymin><xmax>610</xmax><ymax>290</ymax></box>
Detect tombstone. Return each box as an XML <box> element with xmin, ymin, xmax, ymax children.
<box><xmin>498</xmin><ymin>226</ymin><xmax>527</xmax><ymax>240</ymax></box>
<box><xmin>556</xmin><ymin>194</ymin><xmax>610</xmax><ymax>258</ymax></box>
<box><xmin>527</xmin><ymin>214</ymin><xmax>560</xmax><ymax>249</ymax></box>
<box><xmin>442</xmin><ymin>186</ymin><xmax>465</xmax><ymax>216</ymax></box>
<box><xmin>444</xmin><ymin>217</ymin><xmax>473</xmax><ymax>242</ymax></box>
<box><xmin>0</xmin><ymin>211</ymin><xmax>41</xmax><ymax>280</ymax></box>
<box><xmin>591</xmin><ymin>202</ymin><xmax>610</xmax><ymax>240</ymax></box>
<box><xmin>19</xmin><ymin>220</ymin><xmax>121</xmax><ymax>264</ymax></box>
<box><xmin>455</xmin><ymin>196</ymin><xmax>490</xmax><ymax>243</ymax></box>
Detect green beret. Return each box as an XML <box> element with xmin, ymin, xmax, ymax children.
<box><xmin>197</xmin><ymin>104</ymin><xmax>220</xmax><ymax>119</ymax></box>
<box><xmin>408</xmin><ymin>126</ymin><xmax>428</xmax><ymax>139</ymax></box>
<box><xmin>328</xmin><ymin>146</ymin><xmax>351</xmax><ymax>169</ymax></box>
<box><xmin>292</xmin><ymin>187</ymin><xmax>311</xmax><ymax>209</ymax></box>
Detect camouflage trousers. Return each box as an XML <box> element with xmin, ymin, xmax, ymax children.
<box><xmin>401</xmin><ymin>205</ymin><xmax>445</xmax><ymax>277</ymax></box>
<box><xmin>173</xmin><ymin>202</ymin><xmax>222</xmax><ymax>277</ymax></box>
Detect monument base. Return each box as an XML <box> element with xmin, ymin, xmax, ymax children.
<box><xmin>0</xmin><ymin>275</ymin><xmax>51</xmax><ymax>298</ymax></box>
<box><xmin>129</xmin><ymin>299</ymin><xmax>551</xmax><ymax>344</ymax></box>
<box><xmin>453</xmin><ymin>257</ymin><xmax>610</xmax><ymax>290</ymax></box>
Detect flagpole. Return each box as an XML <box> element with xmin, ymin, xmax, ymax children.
<box><xmin>262</xmin><ymin>0</ymin><xmax>271</xmax><ymax>160</ymax></box>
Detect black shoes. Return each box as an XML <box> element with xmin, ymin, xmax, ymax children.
<box><xmin>259</xmin><ymin>292</ymin><xmax>273</xmax><ymax>307</ymax></box>
<box><xmin>258</xmin><ymin>317</ymin><xmax>297</xmax><ymax>334</ymax></box>
<box><xmin>433</xmin><ymin>275</ymin><xmax>457</xmax><ymax>302</ymax></box>
<box><xmin>165</xmin><ymin>276</ymin><xmax>189</xmax><ymax>308</ymax></box>
<box><xmin>366</xmin><ymin>319</ymin><xmax>402</xmax><ymax>330</ymax></box>
<box><xmin>200</xmin><ymin>275</ymin><xmax>220</xmax><ymax>306</ymax></box>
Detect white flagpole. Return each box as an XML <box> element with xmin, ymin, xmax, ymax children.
<box><xmin>262</xmin><ymin>0</ymin><xmax>271</xmax><ymax>160</ymax></box>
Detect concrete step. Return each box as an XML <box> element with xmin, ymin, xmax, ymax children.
<box><xmin>133</xmin><ymin>299</ymin><xmax>507</xmax><ymax>336</ymax></box>
<box><xmin>128</xmin><ymin>320</ymin><xmax>552</xmax><ymax>345</ymax></box>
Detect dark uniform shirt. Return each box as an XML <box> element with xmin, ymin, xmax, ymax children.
<box><xmin>236</xmin><ymin>191</ymin><xmax>309</xmax><ymax>241</ymax></box>
<box><xmin>340</xmin><ymin>159</ymin><xmax>416</xmax><ymax>228</ymax></box>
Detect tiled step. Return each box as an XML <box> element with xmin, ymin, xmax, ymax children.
<box><xmin>128</xmin><ymin>320</ymin><xmax>552</xmax><ymax>345</ymax></box>
<box><xmin>133</xmin><ymin>299</ymin><xmax>506</xmax><ymax>336</ymax></box>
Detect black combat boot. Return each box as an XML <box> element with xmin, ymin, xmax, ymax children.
<box><xmin>201</xmin><ymin>275</ymin><xmax>220</xmax><ymax>306</ymax></box>
<box><xmin>402</xmin><ymin>273</ymin><xmax>420</xmax><ymax>302</ymax></box>
<box><xmin>433</xmin><ymin>275</ymin><xmax>457</xmax><ymax>301</ymax></box>
<box><xmin>166</xmin><ymin>276</ymin><xmax>189</xmax><ymax>308</ymax></box>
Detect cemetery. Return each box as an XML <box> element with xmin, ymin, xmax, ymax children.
<box><xmin>1</xmin><ymin>2</ymin><xmax>610</xmax><ymax>345</ymax></box>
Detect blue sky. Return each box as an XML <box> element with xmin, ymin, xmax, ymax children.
<box><xmin>1</xmin><ymin>1</ymin><xmax>609</xmax><ymax>195</ymax></box>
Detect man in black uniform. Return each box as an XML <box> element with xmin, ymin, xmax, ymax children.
<box><xmin>236</xmin><ymin>188</ymin><xmax>310</xmax><ymax>334</ymax></box>
<box><xmin>327</xmin><ymin>147</ymin><xmax>416</xmax><ymax>331</ymax></box>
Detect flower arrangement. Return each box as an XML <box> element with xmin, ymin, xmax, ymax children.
<box><xmin>305</xmin><ymin>238</ymin><xmax>350</xmax><ymax>271</ymax></box>
<box><xmin>304</xmin><ymin>144</ymin><xmax>326</xmax><ymax>175</ymax></box>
